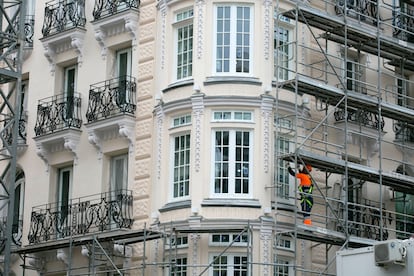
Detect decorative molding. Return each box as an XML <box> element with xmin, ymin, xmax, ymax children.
<box><xmin>159</xmin><ymin>0</ymin><xmax>167</xmax><ymax>69</ymax></box>
<box><xmin>118</xmin><ymin>120</ymin><xmax>135</xmax><ymax>154</ymax></box>
<box><xmin>191</xmin><ymin>92</ymin><xmax>204</xmax><ymax>172</ymax></box>
<box><xmin>34</xmin><ymin>129</ymin><xmax>82</xmax><ymax>170</ymax></box>
<box><xmin>263</xmin><ymin>0</ymin><xmax>272</xmax><ymax>60</ymax></box>
<box><xmin>87</xmin><ymin>130</ymin><xmax>102</xmax><ymax>159</ymax></box>
<box><xmin>155</xmin><ymin>104</ymin><xmax>164</xmax><ymax>179</ymax></box>
<box><xmin>261</xmin><ymin>94</ymin><xmax>274</xmax><ymax>173</ymax></box>
<box><xmin>190</xmin><ymin>233</ymin><xmax>201</xmax><ymax>276</ymax></box>
<box><xmin>260</xmin><ymin>218</ymin><xmax>273</xmax><ymax>276</ymax></box>
<box><xmin>41</xmin><ymin>29</ymin><xmax>86</xmax><ymax>73</ymax></box>
<box><xmin>196</xmin><ymin>0</ymin><xmax>205</xmax><ymax>59</ymax></box>
<box><xmin>84</xmin><ymin>115</ymin><xmax>135</xmax><ymax>158</ymax></box>
<box><xmin>92</xmin><ymin>11</ymin><xmax>139</xmax><ymax>58</ymax></box>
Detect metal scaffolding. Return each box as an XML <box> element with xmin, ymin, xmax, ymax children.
<box><xmin>0</xmin><ymin>1</ymin><xmax>25</xmax><ymax>275</ymax></box>
<box><xmin>274</xmin><ymin>0</ymin><xmax>414</xmax><ymax>274</ymax></box>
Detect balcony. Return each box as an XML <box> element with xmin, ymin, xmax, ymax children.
<box><xmin>0</xmin><ymin>216</ymin><xmax>23</xmax><ymax>248</ymax></box>
<box><xmin>393</xmin><ymin>5</ymin><xmax>414</xmax><ymax>43</ymax></box>
<box><xmin>2</xmin><ymin>113</ymin><xmax>28</xmax><ymax>156</ymax></box>
<box><xmin>85</xmin><ymin>76</ymin><xmax>136</xmax><ymax>157</ymax></box>
<box><xmin>334</xmin><ymin>108</ymin><xmax>385</xmax><ymax>131</ymax></box>
<box><xmin>334</xmin><ymin>0</ymin><xmax>379</xmax><ymax>25</ymax></box>
<box><xmin>33</xmin><ymin>93</ymin><xmax>82</xmax><ymax>167</ymax></box>
<box><xmin>86</xmin><ymin>76</ymin><xmax>136</xmax><ymax>122</ymax></box>
<box><xmin>40</xmin><ymin>0</ymin><xmax>86</xmax><ymax>72</ymax></box>
<box><xmin>393</xmin><ymin>121</ymin><xmax>414</xmax><ymax>143</ymax></box>
<box><xmin>92</xmin><ymin>0</ymin><xmax>140</xmax><ymax>21</ymax></box>
<box><xmin>41</xmin><ymin>0</ymin><xmax>86</xmax><ymax>38</ymax></box>
<box><xmin>34</xmin><ymin>93</ymin><xmax>82</xmax><ymax>136</ymax></box>
<box><xmin>91</xmin><ymin>0</ymin><xmax>140</xmax><ymax>57</ymax></box>
<box><xmin>28</xmin><ymin>190</ymin><xmax>134</xmax><ymax>244</ymax></box>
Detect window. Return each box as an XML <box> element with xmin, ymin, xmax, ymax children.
<box><xmin>111</xmin><ymin>154</ymin><xmax>128</xmax><ymax>194</ymax></box>
<box><xmin>171</xmin><ymin>257</ymin><xmax>188</xmax><ymax>276</ymax></box>
<box><xmin>215</xmin><ymin>5</ymin><xmax>252</xmax><ymax>74</ymax></box>
<box><xmin>172</xmin><ymin>134</ymin><xmax>190</xmax><ymax>199</ymax></box>
<box><xmin>275</xmin><ymin>237</ymin><xmax>293</xmax><ymax>251</ymax></box>
<box><xmin>275</xmin><ymin>136</ymin><xmax>294</xmax><ymax>204</ymax></box>
<box><xmin>211</xmin><ymin>254</ymin><xmax>247</xmax><ymax>275</ymax></box>
<box><xmin>13</xmin><ymin>170</ymin><xmax>25</xmax><ymax>237</ymax></box>
<box><xmin>173</xmin><ymin>114</ymin><xmax>192</xmax><ymax>127</ymax></box>
<box><xmin>213</xmin><ymin>111</ymin><xmax>253</xmax><ymax>122</ymax></box>
<box><xmin>274</xmin><ymin>15</ymin><xmax>293</xmax><ymax>80</ymax></box>
<box><xmin>213</xmin><ymin>130</ymin><xmax>252</xmax><ymax>197</ymax></box>
<box><xmin>166</xmin><ymin>235</ymin><xmax>189</xmax><ymax>249</ymax></box>
<box><xmin>64</xmin><ymin>65</ymin><xmax>77</xmax><ymax>120</ymax></box>
<box><xmin>210</xmin><ymin>233</ymin><xmax>248</xmax><ymax>246</ymax></box>
<box><xmin>58</xmin><ymin>166</ymin><xmax>72</xmax><ymax>230</ymax></box>
<box><xmin>274</xmin><ymin>258</ymin><xmax>292</xmax><ymax>276</ymax></box>
<box><xmin>175</xmin><ymin>9</ymin><xmax>193</xmax><ymax>80</ymax></box>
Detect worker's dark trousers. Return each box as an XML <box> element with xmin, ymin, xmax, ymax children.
<box><xmin>300</xmin><ymin>186</ymin><xmax>313</xmax><ymax>218</ymax></box>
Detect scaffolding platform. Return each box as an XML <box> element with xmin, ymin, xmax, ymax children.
<box><xmin>281</xmin><ymin>5</ymin><xmax>414</xmax><ymax>70</ymax></box>
<box><xmin>281</xmin><ymin>150</ymin><xmax>414</xmax><ymax>194</ymax></box>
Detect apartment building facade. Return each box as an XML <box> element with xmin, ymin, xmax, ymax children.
<box><xmin>0</xmin><ymin>0</ymin><xmax>413</xmax><ymax>275</ymax></box>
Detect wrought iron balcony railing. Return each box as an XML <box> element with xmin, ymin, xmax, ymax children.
<box><xmin>92</xmin><ymin>0</ymin><xmax>140</xmax><ymax>21</ymax></box>
<box><xmin>86</xmin><ymin>76</ymin><xmax>136</xmax><ymax>123</ymax></box>
<box><xmin>2</xmin><ymin>113</ymin><xmax>27</xmax><ymax>145</ymax></box>
<box><xmin>335</xmin><ymin>199</ymin><xmax>392</xmax><ymax>241</ymax></box>
<box><xmin>28</xmin><ymin>190</ymin><xmax>134</xmax><ymax>244</ymax></box>
<box><xmin>34</xmin><ymin>93</ymin><xmax>82</xmax><ymax>136</ymax></box>
<box><xmin>335</xmin><ymin>0</ymin><xmax>379</xmax><ymax>24</ymax></box>
<box><xmin>393</xmin><ymin>121</ymin><xmax>414</xmax><ymax>142</ymax></box>
<box><xmin>393</xmin><ymin>7</ymin><xmax>414</xmax><ymax>43</ymax></box>
<box><xmin>0</xmin><ymin>216</ymin><xmax>23</xmax><ymax>249</ymax></box>
<box><xmin>42</xmin><ymin>0</ymin><xmax>86</xmax><ymax>37</ymax></box>
<box><xmin>334</xmin><ymin>108</ymin><xmax>385</xmax><ymax>131</ymax></box>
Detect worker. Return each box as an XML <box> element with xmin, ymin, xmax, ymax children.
<box><xmin>287</xmin><ymin>163</ymin><xmax>314</xmax><ymax>225</ymax></box>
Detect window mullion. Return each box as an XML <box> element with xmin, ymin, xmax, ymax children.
<box><xmin>229</xmin><ymin>130</ymin><xmax>236</xmax><ymax>194</ymax></box>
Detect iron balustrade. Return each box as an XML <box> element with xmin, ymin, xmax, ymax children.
<box><xmin>28</xmin><ymin>190</ymin><xmax>134</xmax><ymax>244</ymax></box>
<box><xmin>335</xmin><ymin>0</ymin><xmax>379</xmax><ymax>24</ymax></box>
<box><xmin>336</xmin><ymin>200</ymin><xmax>393</xmax><ymax>241</ymax></box>
<box><xmin>2</xmin><ymin>113</ymin><xmax>27</xmax><ymax>145</ymax></box>
<box><xmin>393</xmin><ymin>5</ymin><xmax>414</xmax><ymax>43</ymax></box>
<box><xmin>393</xmin><ymin>121</ymin><xmax>414</xmax><ymax>142</ymax></box>
<box><xmin>42</xmin><ymin>0</ymin><xmax>86</xmax><ymax>37</ymax></box>
<box><xmin>334</xmin><ymin>108</ymin><xmax>385</xmax><ymax>131</ymax></box>
<box><xmin>0</xmin><ymin>216</ymin><xmax>23</xmax><ymax>249</ymax></box>
<box><xmin>34</xmin><ymin>93</ymin><xmax>82</xmax><ymax>136</ymax></box>
<box><xmin>92</xmin><ymin>0</ymin><xmax>140</xmax><ymax>20</ymax></box>
<box><xmin>86</xmin><ymin>76</ymin><xmax>136</xmax><ymax>123</ymax></box>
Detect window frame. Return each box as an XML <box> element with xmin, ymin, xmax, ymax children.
<box><xmin>274</xmin><ymin>134</ymin><xmax>295</xmax><ymax>205</ymax></box>
<box><xmin>274</xmin><ymin>14</ymin><xmax>294</xmax><ymax>81</ymax></box>
<box><xmin>174</xmin><ymin>8</ymin><xmax>194</xmax><ymax>81</ymax></box>
<box><xmin>110</xmin><ymin>154</ymin><xmax>129</xmax><ymax>194</ymax></box>
<box><xmin>211</xmin><ymin>129</ymin><xmax>253</xmax><ymax>198</ymax></box>
<box><xmin>209</xmin><ymin>253</ymin><xmax>248</xmax><ymax>276</ymax></box>
<box><xmin>273</xmin><ymin>256</ymin><xmax>294</xmax><ymax>276</ymax></box>
<box><xmin>213</xmin><ymin>4</ymin><xmax>253</xmax><ymax>75</ymax></box>
<box><xmin>170</xmin><ymin>132</ymin><xmax>191</xmax><ymax>200</ymax></box>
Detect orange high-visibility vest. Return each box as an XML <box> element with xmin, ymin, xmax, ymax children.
<box><xmin>296</xmin><ymin>173</ymin><xmax>312</xmax><ymax>187</ymax></box>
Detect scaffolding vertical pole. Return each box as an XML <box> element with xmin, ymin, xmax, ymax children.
<box><xmin>2</xmin><ymin>1</ymin><xmax>25</xmax><ymax>275</ymax></box>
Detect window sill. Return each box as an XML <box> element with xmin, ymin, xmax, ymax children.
<box><xmin>273</xmin><ymin>201</ymin><xmax>296</xmax><ymax>212</ymax></box>
<box><xmin>201</xmin><ymin>198</ymin><xmax>261</xmax><ymax>208</ymax></box>
<box><xmin>159</xmin><ymin>200</ymin><xmax>191</xmax><ymax>213</ymax></box>
<box><xmin>204</xmin><ymin>76</ymin><xmax>262</xmax><ymax>86</ymax></box>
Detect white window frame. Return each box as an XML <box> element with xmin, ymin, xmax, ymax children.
<box><xmin>165</xmin><ymin>235</ymin><xmax>189</xmax><ymax>249</ymax></box>
<box><xmin>274</xmin><ymin>14</ymin><xmax>294</xmax><ymax>81</ymax></box>
<box><xmin>275</xmin><ymin>236</ymin><xmax>294</xmax><ymax>252</ymax></box>
<box><xmin>171</xmin><ymin>133</ymin><xmax>191</xmax><ymax>200</ymax></box>
<box><xmin>110</xmin><ymin>154</ymin><xmax>129</xmax><ymax>194</ymax></box>
<box><xmin>213</xmin><ymin>4</ymin><xmax>253</xmax><ymax>75</ymax></box>
<box><xmin>174</xmin><ymin>8</ymin><xmax>194</xmax><ymax>81</ymax></box>
<box><xmin>209</xmin><ymin>253</ymin><xmax>248</xmax><ymax>276</ymax></box>
<box><xmin>64</xmin><ymin>65</ymin><xmax>77</xmax><ymax>97</ymax></box>
<box><xmin>275</xmin><ymin>135</ymin><xmax>294</xmax><ymax>205</ymax></box>
<box><xmin>212</xmin><ymin>110</ymin><xmax>253</xmax><ymax>122</ymax></box>
<box><xmin>209</xmin><ymin>233</ymin><xmax>248</xmax><ymax>246</ymax></box>
<box><xmin>168</xmin><ymin>255</ymin><xmax>188</xmax><ymax>276</ymax></box>
<box><xmin>211</xmin><ymin>129</ymin><xmax>253</xmax><ymax>198</ymax></box>
<box><xmin>172</xmin><ymin>114</ymin><xmax>192</xmax><ymax>128</ymax></box>
<box><xmin>57</xmin><ymin>166</ymin><xmax>73</xmax><ymax>235</ymax></box>
<box><xmin>273</xmin><ymin>256</ymin><xmax>294</xmax><ymax>276</ymax></box>
<box><xmin>13</xmin><ymin>174</ymin><xmax>25</xmax><ymax>235</ymax></box>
